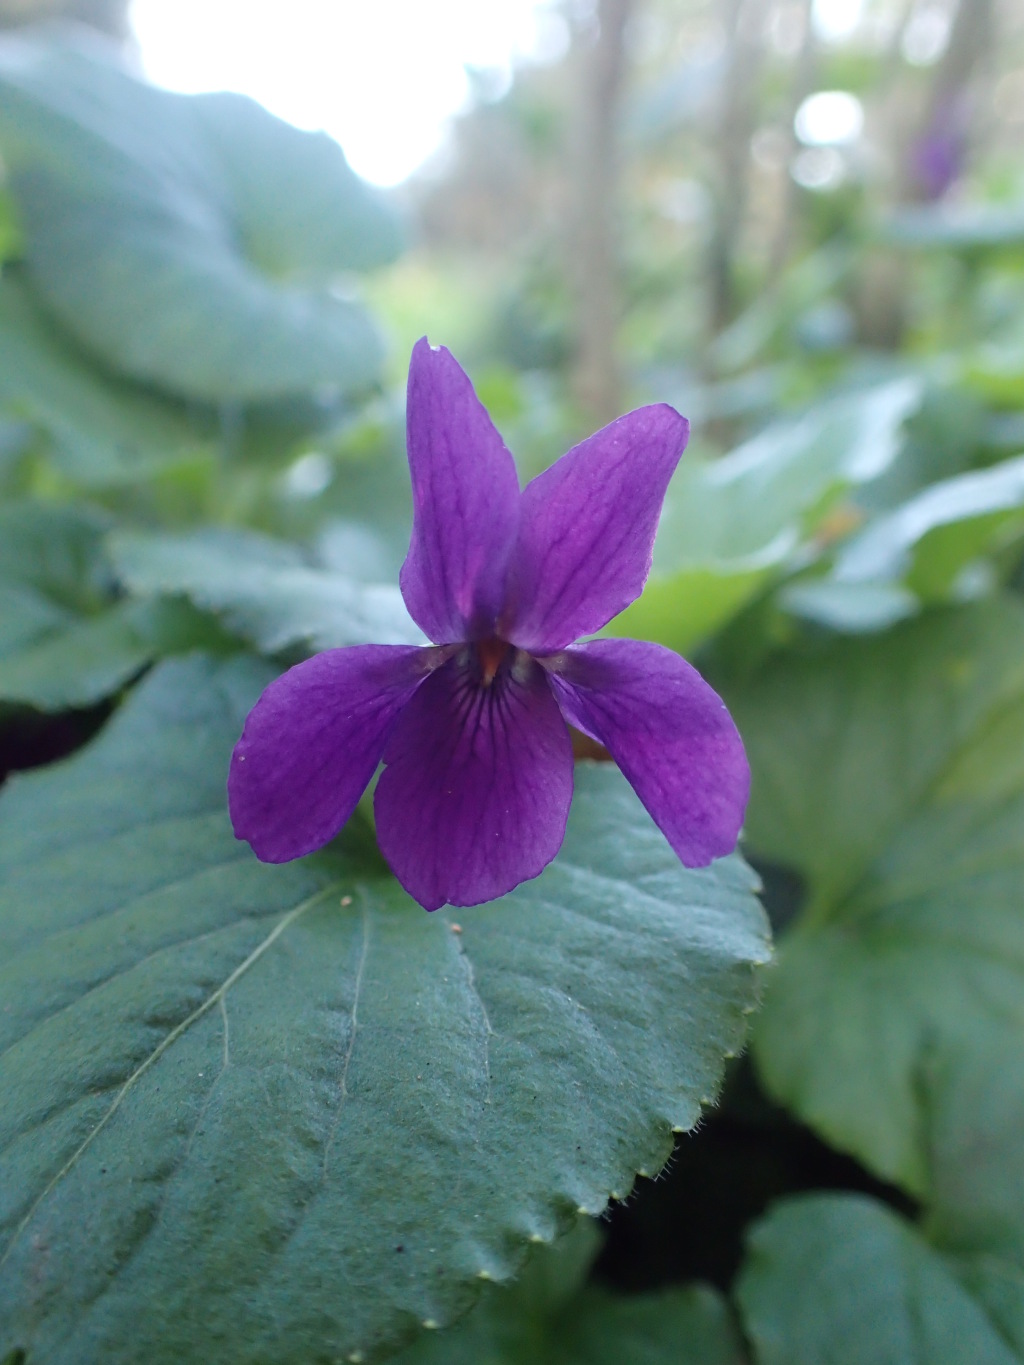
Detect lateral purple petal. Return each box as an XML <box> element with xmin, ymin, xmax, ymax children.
<box><xmin>502</xmin><ymin>404</ymin><xmax>689</xmax><ymax>653</ymax></box>
<box><xmin>546</xmin><ymin>638</ymin><xmax>749</xmax><ymax>866</ymax></box>
<box><xmin>375</xmin><ymin>648</ymin><xmax>574</xmax><ymax>910</ymax></box>
<box><xmin>229</xmin><ymin>644</ymin><xmax>435</xmax><ymax>863</ymax></box>
<box><xmin>400</xmin><ymin>338</ymin><xmax>522</xmax><ymax>643</ymax></box>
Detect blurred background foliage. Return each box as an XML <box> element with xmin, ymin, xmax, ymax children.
<box><xmin>2</xmin><ymin>0</ymin><xmax>1024</xmax><ymax>1361</ymax></box>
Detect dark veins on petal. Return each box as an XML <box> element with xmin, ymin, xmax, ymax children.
<box><xmin>374</xmin><ymin>641</ymin><xmax>574</xmax><ymax>909</ymax></box>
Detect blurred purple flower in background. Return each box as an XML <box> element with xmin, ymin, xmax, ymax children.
<box><xmin>228</xmin><ymin>340</ymin><xmax>749</xmax><ymax>910</ymax></box>
<box><xmin>911</xmin><ymin>96</ymin><xmax>969</xmax><ymax>201</ymax></box>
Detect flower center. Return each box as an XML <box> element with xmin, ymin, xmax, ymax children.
<box><xmin>475</xmin><ymin>637</ymin><xmax>512</xmax><ymax>687</ymax></box>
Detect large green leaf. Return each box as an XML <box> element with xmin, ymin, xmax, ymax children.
<box><xmin>111</xmin><ymin>527</ymin><xmax>423</xmax><ymax>652</ymax></box>
<box><xmin>0</xmin><ymin>27</ymin><xmax>400</xmax><ymax>402</ymax></box>
<box><xmin>728</xmin><ymin>599</ymin><xmax>1024</xmax><ymax>1203</ymax></box>
<box><xmin>610</xmin><ymin>379</ymin><xmax>921</xmax><ymax>654</ymax></box>
<box><xmin>736</xmin><ymin>1195</ymin><xmax>1020</xmax><ymax>1365</ymax></box>
<box><xmin>0</xmin><ymin>655</ymin><xmax>768</xmax><ymax>1364</ymax></box>
<box><xmin>394</xmin><ymin>1220</ymin><xmax>743</xmax><ymax>1365</ymax></box>
<box><xmin>0</xmin><ymin>275</ymin><xmax>211</xmax><ymax>486</ymax></box>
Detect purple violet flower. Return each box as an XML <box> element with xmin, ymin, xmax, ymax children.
<box><xmin>228</xmin><ymin>340</ymin><xmax>750</xmax><ymax>910</ymax></box>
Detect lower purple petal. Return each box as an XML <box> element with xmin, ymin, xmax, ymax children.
<box><xmin>545</xmin><ymin>638</ymin><xmax>749</xmax><ymax>867</ymax></box>
<box><xmin>229</xmin><ymin>644</ymin><xmax>437</xmax><ymax>863</ymax></box>
<box><xmin>375</xmin><ymin>646</ymin><xmax>574</xmax><ymax>910</ymax></box>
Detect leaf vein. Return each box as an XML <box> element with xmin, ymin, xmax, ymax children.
<box><xmin>0</xmin><ymin>912</ymin><xmax>281</xmax><ymax>1073</ymax></box>
<box><xmin>0</xmin><ymin>881</ymin><xmax>339</xmax><ymax>1270</ymax></box>
<box><xmin>322</xmin><ymin>899</ymin><xmax>370</xmax><ymax>1179</ymax></box>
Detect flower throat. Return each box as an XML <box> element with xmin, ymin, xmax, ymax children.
<box><xmin>475</xmin><ymin>637</ymin><xmax>512</xmax><ymax>688</ymax></box>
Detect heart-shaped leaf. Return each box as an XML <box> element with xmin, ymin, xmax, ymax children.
<box><xmin>0</xmin><ymin>655</ymin><xmax>768</xmax><ymax>1364</ymax></box>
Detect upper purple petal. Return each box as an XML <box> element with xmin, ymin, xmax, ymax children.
<box><xmin>501</xmin><ymin>404</ymin><xmax>689</xmax><ymax>653</ymax></box>
<box><xmin>229</xmin><ymin>644</ymin><xmax>437</xmax><ymax>863</ymax></box>
<box><xmin>545</xmin><ymin>638</ymin><xmax>749</xmax><ymax>866</ymax></box>
<box><xmin>399</xmin><ymin>339</ymin><xmax>522</xmax><ymax>644</ymax></box>
<box><xmin>374</xmin><ymin>645</ymin><xmax>574</xmax><ymax>910</ymax></box>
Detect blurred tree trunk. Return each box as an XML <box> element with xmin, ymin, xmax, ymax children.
<box><xmin>708</xmin><ymin>0</ymin><xmax>773</xmax><ymax>335</ymax></box>
<box><xmin>857</xmin><ymin>0</ymin><xmax>996</xmax><ymax>348</ymax></box>
<box><xmin>767</xmin><ymin>0</ymin><xmax>818</xmax><ymax>276</ymax></box>
<box><xmin>0</xmin><ymin>0</ymin><xmax>129</xmax><ymax>37</ymax></box>
<box><xmin>570</xmin><ymin>0</ymin><xmax>635</xmax><ymax>426</ymax></box>
<box><xmin>850</xmin><ymin>0</ymin><xmax>921</xmax><ymax>349</ymax></box>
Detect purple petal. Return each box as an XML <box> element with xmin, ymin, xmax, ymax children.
<box><xmin>545</xmin><ymin>638</ymin><xmax>749</xmax><ymax>866</ymax></box>
<box><xmin>375</xmin><ymin>645</ymin><xmax>574</xmax><ymax>910</ymax></box>
<box><xmin>229</xmin><ymin>644</ymin><xmax>437</xmax><ymax>862</ymax></box>
<box><xmin>502</xmin><ymin>405</ymin><xmax>689</xmax><ymax>653</ymax></box>
<box><xmin>400</xmin><ymin>339</ymin><xmax>522</xmax><ymax>644</ymax></box>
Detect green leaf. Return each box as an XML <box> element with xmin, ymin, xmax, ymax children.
<box><xmin>609</xmin><ymin>560</ymin><xmax>779</xmax><ymax>658</ymax></box>
<box><xmin>736</xmin><ymin>1195</ymin><xmax>1020</xmax><ymax>1365</ymax></box>
<box><xmin>0</xmin><ymin>600</ymin><xmax>152</xmax><ymax>710</ymax></box>
<box><xmin>786</xmin><ymin>455</ymin><xmax>1024</xmax><ymax>624</ymax></box>
<box><xmin>0</xmin><ymin>500</ymin><xmax>111</xmax><ymax>694</ymax></box>
<box><xmin>729</xmin><ymin>599</ymin><xmax>1024</xmax><ymax>1199</ymax></box>
<box><xmin>111</xmin><ymin>527</ymin><xmax>424</xmax><ymax>652</ymax></box>
<box><xmin>0</xmin><ymin>29</ymin><xmax>399</xmax><ymax>402</ymax></box>
<box><xmin>960</xmin><ymin>1256</ymin><xmax>1024</xmax><ymax>1357</ymax></box>
<box><xmin>551</xmin><ymin>1284</ymin><xmax>743</xmax><ymax>1365</ymax></box>
<box><xmin>966</xmin><ymin>344</ymin><xmax>1024</xmax><ymax>409</ymax></box>
<box><xmin>923</xmin><ymin>1034</ymin><xmax>1024</xmax><ymax>1275</ymax></box>
<box><xmin>0</xmin><ymin>275</ymin><xmax>210</xmax><ymax>486</ymax></box>
<box><xmin>0</xmin><ymin>597</ymin><xmax>234</xmax><ymax>710</ymax></box>
<box><xmin>0</xmin><ymin>498</ymin><xmax>109</xmax><ymax>610</ymax></box>
<box><xmin>0</xmin><ymin>416</ymin><xmax>33</xmax><ymax>484</ymax></box>
<box><xmin>859</xmin><ymin>385</ymin><xmax>990</xmax><ymax>509</ymax></box>
<box><xmin>190</xmin><ymin>91</ymin><xmax>404</xmax><ymax>280</ymax></box>
<box><xmin>0</xmin><ymin>501</ymin><xmax>233</xmax><ymax>709</ymax></box>
<box><xmin>610</xmin><ymin>379</ymin><xmax>921</xmax><ymax>654</ymax></box>
<box><xmin>391</xmin><ymin>1221</ymin><xmax>602</xmax><ymax>1365</ymax></box>
<box><xmin>885</xmin><ymin>203</ymin><xmax>1024</xmax><ymax>251</ymax></box>
<box><xmin>781</xmin><ymin>444</ymin><xmax>1024</xmax><ymax>629</ymax></box>
<box><xmin>709</xmin><ymin>246</ymin><xmax>850</xmax><ymax>373</ymax></box>
<box><xmin>0</xmin><ymin>584</ymin><xmax>71</xmax><ymax>659</ymax></box>
<box><xmin>0</xmin><ymin>655</ymin><xmax>768</xmax><ymax>1364</ymax></box>
<box><xmin>778</xmin><ymin>579</ymin><xmax>917</xmax><ymax>633</ymax></box>
<box><xmin>0</xmin><ymin>184</ymin><xmax>23</xmax><ymax>264</ymax></box>
<box><xmin>394</xmin><ymin>1220</ymin><xmax>743</xmax><ymax>1365</ymax></box>
<box><xmin>676</xmin><ymin>378</ymin><xmax>921</xmax><ymax>560</ymax></box>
